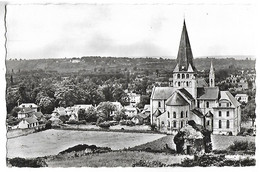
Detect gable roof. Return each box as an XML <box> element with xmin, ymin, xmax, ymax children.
<box><xmin>18</xmin><ymin>107</ymin><xmax>34</xmax><ymax>114</ymax></box>
<box><xmin>197</xmin><ymin>87</ymin><xmax>219</xmax><ymax>100</ymax></box>
<box><xmin>33</xmin><ymin>112</ymin><xmax>43</xmax><ymax>118</ymax></box>
<box><xmin>178</xmin><ymin>88</ymin><xmax>194</xmax><ymax>100</ymax></box>
<box><xmin>191</xmin><ymin>108</ymin><xmax>204</xmax><ymax>118</ymax></box>
<box><xmin>151</xmin><ymin>87</ymin><xmax>174</xmax><ymax>100</ymax></box>
<box><xmin>166</xmin><ymin>92</ymin><xmax>189</xmax><ymax>106</ymax></box>
<box><xmin>18</xmin><ymin>103</ymin><xmax>38</xmax><ymax>108</ymax></box>
<box><xmin>205</xmin><ymin>111</ymin><xmax>213</xmax><ymax>117</ymax></box>
<box><xmin>24</xmin><ymin>117</ymin><xmax>38</xmax><ymax>124</ymax></box>
<box><xmin>143</xmin><ymin>104</ymin><xmax>150</xmax><ymax>112</ymax></box>
<box><xmin>138</xmin><ymin>113</ymin><xmax>150</xmax><ymax>119</ymax></box>
<box><xmin>220</xmin><ymin>91</ymin><xmax>240</xmax><ymax>107</ymax></box>
<box><xmin>153</xmin><ymin>108</ymin><xmax>162</xmax><ymax>117</ymax></box>
<box><xmin>197</xmin><ymin>78</ymin><xmax>208</xmax><ymax>87</ymax></box>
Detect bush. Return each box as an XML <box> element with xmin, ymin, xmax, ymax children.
<box><xmin>132</xmin><ymin>160</ymin><xmax>166</xmax><ymax>167</ymax></box>
<box><xmin>228</xmin><ymin>141</ymin><xmax>255</xmax><ymax>151</ymax></box>
<box><xmin>98</xmin><ymin>122</ymin><xmax>110</xmax><ymax>129</ymax></box>
<box><xmin>8</xmin><ymin>157</ymin><xmax>47</xmax><ymax>167</ymax></box>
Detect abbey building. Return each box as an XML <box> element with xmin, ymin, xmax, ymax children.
<box><xmin>150</xmin><ymin>20</ymin><xmax>241</xmax><ymax>135</ymax></box>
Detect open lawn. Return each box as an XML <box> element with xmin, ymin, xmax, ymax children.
<box><xmin>7</xmin><ymin>129</ymin><xmax>165</xmax><ymax>158</ymax></box>
<box><xmin>46</xmin><ymin>151</ymin><xmax>192</xmax><ymax>167</ymax></box>
<box><xmin>211</xmin><ymin>135</ymin><xmax>255</xmax><ymax>150</ymax></box>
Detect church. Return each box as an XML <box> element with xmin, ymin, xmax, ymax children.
<box><xmin>150</xmin><ymin>20</ymin><xmax>241</xmax><ymax>135</ymax></box>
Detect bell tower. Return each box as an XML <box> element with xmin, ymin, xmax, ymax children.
<box><xmin>173</xmin><ymin>20</ymin><xmax>197</xmax><ymax>99</ymax></box>
<box><xmin>209</xmin><ymin>61</ymin><xmax>215</xmax><ymax>87</ymax></box>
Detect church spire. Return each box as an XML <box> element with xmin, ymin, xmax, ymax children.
<box><xmin>209</xmin><ymin>60</ymin><xmax>215</xmax><ymax>87</ymax></box>
<box><xmin>176</xmin><ymin>20</ymin><xmax>196</xmax><ymax>71</ymax></box>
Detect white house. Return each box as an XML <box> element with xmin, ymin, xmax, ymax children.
<box><xmin>18</xmin><ymin>103</ymin><xmax>38</xmax><ymax>112</ymax></box>
<box><xmin>124</xmin><ymin>105</ymin><xmax>138</xmax><ymax>117</ymax></box>
<box><xmin>235</xmin><ymin>94</ymin><xmax>249</xmax><ymax>103</ymax></box>
<box><xmin>17</xmin><ymin>107</ymin><xmax>35</xmax><ymax>119</ymax></box>
<box><xmin>18</xmin><ymin>117</ymin><xmax>39</xmax><ymax>129</ymax></box>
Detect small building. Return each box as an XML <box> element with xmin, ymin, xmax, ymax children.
<box><xmin>235</xmin><ymin>94</ymin><xmax>249</xmax><ymax>103</ymax></box>
<box><xmin>127</xmin><ymin>92</ymin><xmax>141</xmax><ymax>106</ymax></box>
<box><xmin>124</xmin><ymin>105</ymin><xmax>138</xmax><ymax>117</ymax></box>
<box><xmin>52</xmin><ymin>107</ymin><xmax>67</xmax><ymax>116</ymax></box>
<box><xmin>18</xmin><ymin>103</ymin><xmax>38</xmax><ymax>112</ymax></box>
<box><xmin>17</xmin><ymin>108</ymin><xmax>35</xmax><ymax>119</ymax></box>
<box><xmin>18</xmin><ymin>117</ymin><xmax>39</xmax><ymax>129</ymax></box>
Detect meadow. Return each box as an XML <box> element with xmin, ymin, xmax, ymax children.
<box><xmin>6</xmin><ymin>129</ymin><xmax>165</xmax><ymax>158</ymax></box>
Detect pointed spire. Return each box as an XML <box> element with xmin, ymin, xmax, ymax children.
<box><xmin>209</xmin><ymin>60</ymin><xmax>215</xmax><ymax>87</ymax></box>
<box><xmin>176</xmin><ymin>20</ymin><xmax>196</xmax><ymax>71</ymax></box>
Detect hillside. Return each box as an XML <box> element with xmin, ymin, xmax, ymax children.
<box><xmin>6</xmin><ymin>56</ymin><xmax>255</xmax><ymax>74</ymax></box>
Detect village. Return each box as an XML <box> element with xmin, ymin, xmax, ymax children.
<box><xmin>5</xmin><ymin>15</ymin><xmax>256</xmax><ymax>167</ymax></box>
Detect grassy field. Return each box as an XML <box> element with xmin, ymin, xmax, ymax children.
<box><xmin>211</xmin><ymin>135</ymin><xmax>255</xmax><ymax>150</ymax></box>
<box><xmin>46</xmin><ymin>151</ymin><xmax>192</xmax><ymax>167</ymax></box>
<box><xmin>7</xmin><ymin>129</ymin><xmax>165</xmax><ymax>158</ymax></box>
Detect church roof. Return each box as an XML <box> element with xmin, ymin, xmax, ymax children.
<box><xmin>197</xmin><ymin>78</ymin><xmax>208</xmax><ymax>87</ymax></box>
<box><xmin>178</xmin><ymin>88</ymin><xmax>194</xmax><ymax>100</ymax></box>
<box><xmin>166</xmin><ymin>92</ymin><xmax>189</xmax><ymax>106</ymax></box>
<box><xmin>151</xmin><ymin>87</ymin><xmax>174</xmax><ymax>100</ymax></box>
<box><xmin>176</xmin><ymin>20</ymin><xmax>196</xmax><ymax>72</ymax></box>
<box><xmin>197</xmin><ymin>87</ymin><xmax>219</xmax><ymax>100</ymax></box>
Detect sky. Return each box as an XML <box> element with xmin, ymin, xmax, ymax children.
<box><xmin>5</xmin><ymin>2</ymin><xmax>256</xmax><ymax>59</ymax></box>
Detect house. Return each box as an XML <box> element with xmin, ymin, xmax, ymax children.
<box><xmin>17</xmin><ymin>107</ymin><xmax>35</xmax><ymax>119</ymax></box>
<box><xmin>32</xmin><ymin>111</ymin><xmax>44</xmax><ymax>120</ymax></box>
<box><xmin>235</xmin><ymin>94</ymin><xmax>249</xmax><ymax>103</ymax></box>
<box><xmin>52</xmin><ymin>107</ymin><xmax>67</xmax><ymax>117</ymax></box>
<box><xmin>142</xmin><ymin>104</ymin><xmax>150</xmax><ymax>116</ymax></box>
<box><xmin>131</xmin><ymin>115</ymin><xmax>144</xmax><ymax>125</ymax></box>
<box><xmin>18</xmin><ymin>103</ymin><xmax>38</xmax><ymax>112</ymax></box>
<box><xmin>124</xmin><ymin>105</ymin><xmax>138</xmax><ymax>117</ymax></box>
<box><xmin>127</xmin><ymin>92</ymin><xmax>141</xmax><ymax>106</ymax></box>
<box><xmin>150</xmin><ymin>20</ymin><xmax>241</xmax><ymax>135</ymax></box>
<box><xmin>18</xmin><ymin>117</ymin><xmax>39</xmax><ymax>129</ymax></box>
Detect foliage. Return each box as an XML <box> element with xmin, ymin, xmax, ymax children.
<box><xmin>98</xmin><ymin>122</ymin><xmax>110</xmax><ymax>129</ymax></box>
<box><xmin>59</xmin><ymin>115</ymin><xmax>70</xmax><ymax>123</ymax></box>
<box><xmin>8</xmin><ymin>157</ymin><xmax>47</xmax><ymax>167</ymax></box>
<box><xmin>97</xmin><ymin>102</ymin><xmax>116</xmax><ymax>121</ymax></box>
<box><xmin>113</xmin><ymin>109</ymin><xmax>127</xmax><ymax>121</ymax></box>
<box><xmin>228</xmin><ymin>141</ymin><xmax>255</xmax><ymax>152</ymax></box>
<box><xmin>85</xmin><ymin>106</ymin><xmax>98</xmax><ymax>122</ymax></box>
<box><xmin>58</xmin><ymin>144</ymin><xmax>111</xmax><ymax>155</ymax></box>
<box><xmin>132</xmin><ymin>160</ymin><xmax>166</xmax><ymax>167</ymax></box>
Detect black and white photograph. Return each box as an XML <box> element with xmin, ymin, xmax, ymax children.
<box><xmin>0</xmin><ymin>0</ymin><xmax>258</xmax><ymax>168</ymax></box>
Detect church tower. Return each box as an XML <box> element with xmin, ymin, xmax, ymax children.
<box><xmin>209</xmin><ymin>61</ymin><xmax>215</xmax><ymax>87</ymax></box>
<box><xmin>173</xmin><ymin>20</ymin><xmax>197</xmax><ymax>99</ymax></box>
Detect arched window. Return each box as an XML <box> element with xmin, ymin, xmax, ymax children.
<box><xmin>180</xmin><ymin>121</ymin><xmax>184</xmax><ymax>128</ymax></box>
<box><xmin>206</xmin><ymin>102</ymin><xmax>209</xmax><ymax>108</ymax></box>
<box><xmin>161</xmin><ymin>121</ymin><xmax>164</xmax><ymax>125</ymax></box>
<box><xmin>186</xmin><ymin>74</ymin><xmax>189</xmax><ymax>78</ymax></box>
<box><xmin>186</xmin><ymin>111</ymin><xmax>188</xmax><ymax>118</ymax></box>
<box><xmin>207</xmin><ymin>120</ymin><xmax>210</xmax><ymax>126</ymax></box>
<box><xmin>173</xmin><ymin>112</ymin><xmax>176</xmax><ymax>118</ymax></box>
<box><xmin>219</xmin><ymin>111</ymin><xmax>222</xmax><ymax>117</ymax></box>
<box><xmin>177</xmin><ymin>74</ymin><xmax>180</xmax><ymax>79</ymax></box>
<box><xmin>178</xmin><ymin>82</ymin><xmax>181</xmax><ymax>87</ymax></box>
<box><xmin>167</xmin><ymin>121</ymin><xmax>170</xmax><ymax>127</ymax></box>
<box><xmin>226</xmin><ymin>120</ymin><xmax>230</xmax><ymax>128</ymax></box>
<box><xmin>186</xmin><ymin>81</ymin><xmax>189</xmax><ymax>87</ymax></box>
<box><xmin>167</xmin><ymin>112</ymin><xmax>170</xmax><ymax>118</ymax></box>
<box><xmin>181</xmin><ymin>111</ymin><xmax>184</xmax><ymax>118</ymax></box>
<box><xmin>210</xmin><ymin>79</ymin><xmax>213</xmax><ymax>86</ymax></box>
<box><xmin>219</xmin><ymin>120</ymin><xmax>222</xmax><ymax>128</ymax></box>
<box><xmin>173</xmin><ymin>121</ymin><xmax>176</xmax><ymax>128</ymax></box>
<box><xmin>182</xmin><ymin>74</ymin><xmax>185</xmax><ymax>79</ymax></box>
<box><xmin>158</xmin><ymin>101</ymin><xmax>161</xmax><ymax>107</ymax></box>
<box><xmin>227</xmin><ymin>111</ymin><xmax>229</xmax><ymax>117</ymax></box>
<box><xmin>197</xmin><ymin>101</ymin><xmax>200</xmax><ymax>108</ymax></box>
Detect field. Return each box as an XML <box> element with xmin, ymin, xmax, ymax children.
<box><xmin>211</xmin><ymin>135</ymin><xmax>255</xmax><ymax>150</ymax></box>
<box><xmin>46</xmin><ymin>151</ymin><xmax>192</xmax><ymax>167</ymax></box>
<box><xmin>7</xmin><ymin>129</ymin><xmax>165</xmax><ymax>158</ymax></box>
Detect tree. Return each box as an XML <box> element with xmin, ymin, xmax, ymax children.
<box><xmin>97</xmin><ymin>102</ymin><xmax>116</xmax><ymax>121</ymax></box>
<box><xmin>37</xmin><ymin>96</ymin><xmax>55</xmax><ymax>114</ymax></box>
<box><xmin>112</xmin><ymin>87</ymin><xmax>129</xmax><ymax>106</ymax></box>
<box><xmin>113</xmin><ymin>109</ymin><xmax>127</xmax><ymax>121</ymax></box>
<box><xmin>85</xmin><ymin>106</ymin><xmax>98</xmax><ymax>122</ymax></box>
<box><xmin>77</xmin><ymin>108</ymin><xmax>86</xmax><ymax>121</ymax></box>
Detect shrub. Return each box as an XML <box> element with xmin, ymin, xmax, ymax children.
<box><xmin>150</xmin><ymin>123</ymin><xmax>157</xmax><ymax>131</ymax></box>
<box><xmin>98</xmin><ymin>122</ymin><xmax>110</xmax><ymax>129</ymax></box>
<box><xmin>132</xmin><ymin>160</ymin><xmax>166</xmax><ymax>167</ymax></box>
<box><xmin>228</xmin><ymin>141</ymin><xmax>255</xmax><ymax>151</ymax></box>
<box><xmin>8</xmin><ymin>157</ymin><xmax>47</xmax><ymax>167</ymax></box>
